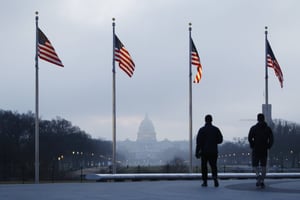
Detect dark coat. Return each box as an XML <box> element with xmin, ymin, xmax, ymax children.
<box><xmin>195</xmin><ymin>123</ymin><xmax>223</xmax><ymax>157</ymax></box>
<box><xmin>248</xmin><ymin>121</ymin><xmax>274</xmax><ymax>156</ymax></box>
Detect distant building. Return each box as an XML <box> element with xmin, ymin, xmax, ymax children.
<box><xmin>136</xmin><ymin>114</ymin><xmax>157</xmax><ymax>142</ymax></box>
<box><xmin>117</xmin><ymin>115</ymin><xmax>188</xmax><ymax>166</ymax></box>
<box><xmin>262</xmin><ymin>104</ymin><xmax>273</xmax><ymax>125</ymax></box>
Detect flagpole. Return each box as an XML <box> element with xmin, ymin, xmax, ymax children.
<box><xmin>263</xmin><ymin>26</ymin><xmax>272</xmax><ymax>125</ymax></box>
<box><xmin>265</xmin><ymin>26</ymin><xmax>268</xmax><ymax>105</ymax></box>
<box><xmin>188</xmin><ymin>23</ymin><xmax>193</xmax><ymax>173</ymax></box>
<box><xmin>34</xmin><ymin>11</ymin><xmax>40</xmax><ymax>184</ymax></box>
<box><xmin>112</xmin><ymin>18</ymin><xmax>117</xmax><ymax>174</ymax></box>
<box><xmin>265</xmin><ymin>26</ymin><xmax>271</xmax><ymax>168</ymax></box>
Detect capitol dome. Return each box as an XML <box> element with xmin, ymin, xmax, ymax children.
<box><xmin>136</xmin><ymin>114</ymin><xmax>157</xmax><ymax>142</ymax></box>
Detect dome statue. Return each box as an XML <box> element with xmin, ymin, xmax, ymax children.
<box><xmin>136</xmin><ymin>114</ymin><xmax>157</xmax><ymax>142</ymax></box>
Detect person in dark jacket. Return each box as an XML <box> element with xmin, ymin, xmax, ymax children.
<box><xmin>195</xmin><ymin>114</ymin><xmax>223</xmax><ymax>187</ymax></box>
<box><xmin>248</xmin><ymin>113</ymin><xmax>273</xmax><ymax>188</ymax></box>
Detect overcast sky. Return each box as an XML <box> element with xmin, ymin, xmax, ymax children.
<box><xmin>1</xmin><ymin>0</ymin><xmax>299</xmax><ymax>142</ymax></box>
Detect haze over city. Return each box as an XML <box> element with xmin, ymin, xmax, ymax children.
<box><xmin>1</xmin><ymin>0</ymin><xmax>299</xmax><ymax>142</ymax></box>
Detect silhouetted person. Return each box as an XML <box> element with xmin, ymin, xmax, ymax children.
<box><xmin>248</xmin><ymin>113</ymin><xmax>273</xmax><ymax>188</ymax></box>
<box><xmin>195</xmin><ymin>114</ymin><xmax>223</xmax><ymax>187</ymax></box>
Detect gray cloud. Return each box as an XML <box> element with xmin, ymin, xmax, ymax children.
<box><xmin>1</xmin><ymin>0</ymin><xmax>299</xmax><ymax>142</ymax></box>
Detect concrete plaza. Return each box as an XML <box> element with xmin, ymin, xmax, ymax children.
<box><xmin>0</xmin><ymin>178</ymin><xmax>299</xmax><ymax>200</ymax></box>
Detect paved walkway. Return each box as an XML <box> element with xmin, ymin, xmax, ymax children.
<box><xmin>0</xmin><ymin>179</ymin><xmax>299</xmax><ymax>200</ymax></box>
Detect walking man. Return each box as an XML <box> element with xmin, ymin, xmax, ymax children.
<box><xmin>195</xmin><ymin>114</ymin><xmax>223</xmax><ymax>187</ymax></box>
<box><xmin>248</xmin><ymin>113</ymin><xmax>274</xmax><ymax>188</ymax></box>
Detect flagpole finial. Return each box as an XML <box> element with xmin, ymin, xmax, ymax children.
<box><xmin>35</xmin><ymin>11</ymin><xmax>39</xmax><ymax>20</ymax></box>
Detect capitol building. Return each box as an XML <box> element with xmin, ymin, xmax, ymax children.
<box><xmin>117</xmin><ymin>115</ymin><xmax>188</xmax><ymax>166</ymax></box>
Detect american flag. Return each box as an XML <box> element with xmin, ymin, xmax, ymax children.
<box><xmin>38</xmin><ymin>28</ymin><xmax>64</xmax><ymax>67</ymax></box>
<box><xmin>266</xmin><ymin>39</ymin><xmax>283</xmax><ymax>88</ymax></box>
<box><xmin>191</xmin><ymin>38</ymin><xmax>202</xmax><ymax>83</ymax></box>
<box><xmin>114</xmin><ymin>35</ymin><xmax>135</xmax><ymax>77</ymax></box>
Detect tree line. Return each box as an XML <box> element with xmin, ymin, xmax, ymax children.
<box><xmin>0</xmin><ymin>110</ymin><xmax>112</xmax><ymax>181</ymax></box>
<box><xmin>1</xmin><ymin>109</ymin><xmax>299</xmax><ymax>181</ymax></box>
<box><xmin>217</xmin><ymin>120</ymin><xmax>300</xmax><ymax>170</ymax></box>
<box><xmin>269</xmin><ymin>119</ymin><xmax>300</xmax><ymax>169</ymax></box>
